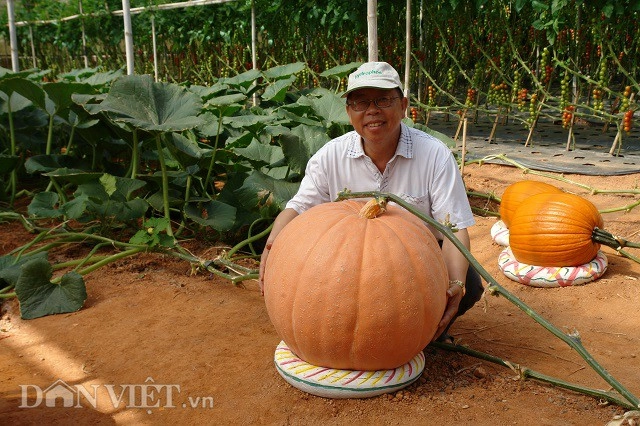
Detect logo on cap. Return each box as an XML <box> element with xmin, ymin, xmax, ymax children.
<box><xmin>353</xmin><ymin>70</ymin><xmax>383</xmax><ymax>79</ymax></box>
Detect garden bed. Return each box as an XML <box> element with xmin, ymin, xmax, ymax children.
<box><xmin>1</xmin><ymin>163</ymin><xmax>639</xmax><ymax>425</ymax></box>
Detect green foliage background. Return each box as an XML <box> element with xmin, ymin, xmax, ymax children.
<box><xmin>2</xmin><ymin>1</ymin><xmax>639</xmax><ymax>88</ymax></box>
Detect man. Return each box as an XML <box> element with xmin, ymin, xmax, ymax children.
<box><xmin>259</xmin><ymin>61</ymin><xmax>483</xmax><ymax>342</ymax></box>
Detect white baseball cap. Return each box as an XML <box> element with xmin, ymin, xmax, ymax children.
<box><xmin>342</xmin><ymin>62</ymin><xmax>403</xmax><ymax>97</ymax></box>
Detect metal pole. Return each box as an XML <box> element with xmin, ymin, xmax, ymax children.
<box><xmin>29</xmin><ymin>25</ymin><xmax>36</xmax><ymax>68</ymax></box>
<box><xmin>151</xmin><ymin>15</ymin><xmax>158</xmax><ymax>81</ymax></box>
<box><xmin>122</xmin><ymin>0</ymin><xmax>135</xmax><ymax>75</ymax></box>
<box><xmin>79</xmin><ymin>0</ymin><xmax>88</xmax><ymax>68</ymax></box>
<box><xmin>251</xmin><ymin>0</ymin><xmax>256</xmax><ymax>69</ymax></box>
<box><xmin>251</xmin><ymin>0</ymin><xmax>257</xmax><ymax>106</ymax></box>
<box><xmin>404</xmin><ymin>0</ymin><xmax>411</xmax><ymax>114</ymax></box>
<box><xmin>367</xmin><ymin>0</ymin><xmax>378</xmax><ymax>62</ymax></box>
<box><xmin>7</xmin><ymin>0</ymin><xmax>20</xmax><ymax>72</ymax></box>
<box><xmin>417</xmin><ymin>0</ymin><xmax>424</xmax><ymax>103</ymax></box>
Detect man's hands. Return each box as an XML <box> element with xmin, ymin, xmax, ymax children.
<box><xmin>258</xmin><ymin>242</ymin><xmax>272</xmax><ymax>295</ymax></box>
<box><xmin>433</xmin><ymin>230</ymin><xmax>471</xmax><ymax>342</ymax></box>
<box><xmin>432</xmin><ymin>280</ymin><xmax>464</xmax><ymax>341</ymax></box>
<box><xmin>258</xmin><ymin>208</ymin><xmax>300</xmax><ymax>296</ymax></box>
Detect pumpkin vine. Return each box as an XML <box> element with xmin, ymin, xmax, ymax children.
<box><xmin>592</xmin><ymin>227</ymin><xmax>640</xmax><ymax>264</ymax></box>
<box><xmin>335</xmin><ymin>189</ymin><xmax>640</xmax><ymax>410</ymax></box>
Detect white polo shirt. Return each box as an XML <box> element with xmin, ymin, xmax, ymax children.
<box><xmin>285</xmin><ymin>123</ymin><xmax>475</xmax><ymax>240</ymax></box>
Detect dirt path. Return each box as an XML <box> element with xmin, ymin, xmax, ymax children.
<box><xmin>1</xmin><ymin>163</ymin><xmax>639</xmax><ymax>425</ymax></box>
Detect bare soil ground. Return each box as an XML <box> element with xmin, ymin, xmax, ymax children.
<box><xmin>1</xmin><ymin>163</ymin><xmax>639</xmax><ymax>425</ymax></box>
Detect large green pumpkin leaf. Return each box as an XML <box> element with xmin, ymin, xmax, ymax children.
<box><xmin>72</xmin><ymin>175</ymin><xmax>149</xmax><ymax>221</ymax></box>
<box><xmin>262</xmin><ymin>75</ymin><xmax>296</xmax><ymax>103</ymax></box>
<box><xmin>85</xmin><ymin>74</ymin><xmax>205</xmax><ymax>132</ymax></box>
<box><xmin>82</xmin><ymin>70</ymin><xmax>124</xmax><ymax>87</ymax></box>
<box><xmin>0</xmin><ymin>92</ymin><xmax>32</xmax><ymax>115</ymax></box>
<box><xmin>188</xmin><ymin>83</ymin><xmax>229</xmax><ymax>101</ymax></box>
<box><xmin>235</xmin><ymin>170</ymin><xmax>300</xmax><ymax>212</ymax></box>
<box><xmin>278</xmin><ymin>109</ymin><xmax>322</xmax><ymax>127</ymax></box>
<box><xmin>0</xmin><ymin>154</ymin><xmax>20</xmax><ymax>174</ymax></box>
<box><xmin>25</xmin><ymin>155</ymin><xmax>92</xmax><ymax>175</ymax></box>
<box><xmin>145</xmin><ymin>188</ymin><xmax>184</xmax><ymax>213</ymax></box>
<box><xmin>81</xmin><ymin>174</ymin><xmax>147</xmax><ymax>201</ymax></box>
<box><xmin>59</xmin><ymin>67</ymin><xmax>101</xmax><ymax>81</ymax></box>
<box><xmin>15</xmin><ymin>258</ymin><xmax>87</xmax><ymax>320</ymax></box>
<box><xmin>89</xmin><ymin>195</ymin><xmax>148</xmax><ymax>222</ymax></box>
<box><xmin>60</xmin><ymin>195</ymin><xmax>90</xmax><ymax>219</ymax></box>
<box><xmin>304</xmin><ymin>90</ymin><xmax>350</xmax><ymax>125</ymax></box>
<box><xmin>28</xmin><ymin>192</ymin><xmax>62</xmax><ymax>218</ymax></box>
<box><xmin>320</xmin><ymin>62</ymin><xmax>361</xmax><ymax>79</ymax></box>
<box><xmin>279</xmin><ymin>134</ymin><xmax>313</xmax><ymax>175</ymax></box>
<box><xmin>219</xmin><ymin>69</ymin><xmax>261</xmax><ymax>90</ymax></box>
<box><xmin>223</xmin><ymin>113</ymin><xmax>273</xmax><ymax>129</ymax></box>
<box><xmin>279</xmin><ymin>125</ymin><xmax>331</xmax><ymax>174</ymax></box>
<box><xmin>0</xmin><ymin>252</ymin><xmax>49</xmax><ymax>287</ymax></box>
<box><xmin>184</xmin><ymin>200</ymin><xmax>237</xmax><ymax>231</ymax></box>
<box><xmin>0</xmin><ymin>67</ymin><xmax>41</xmax><ymax>80</ymax></box>
<box><xmin>224</xmin><ymin>132</ymin><xmax>255</xmax><ymax>149</ymax></box>
<box><xmin>197</xmin><ymin>113</ymin><xmax>224</xmax><ymax>137</ymax></box>
<box><xmin>42</xmin><ymin>82</ymin><xmax>96</xmax><ymax>115</ymax></box>
<box><xmin>61</xmin><ymin>68</ymin><xmax>123</xmax><ymax>87</ymax></box>
<box><xmin>42</xmin><ymin>168</ymin><xmax>104</xmax><ymax>185</ymax></box>
<box><xmin>263</xmin><ymin>62</ymin><xmax>306</xmax><ymax>80</ymax></box>
<box><xmin>0</xmin><ymin>77</ymin><xmax>45</xmax><ymax>109</ymax></box>
<box><xmin>203</xmin><ymin>93</ymin><xmax>247</xmax><ymax>108</ymax></box>
<box><xmin>165</xmin><ymin>132</ymin><xmax>211</xmax><ymax>168</ymax></box>
<box><xmin>233</xmin><ymin>139</ymin><xmax>284</xmax><ymax>165</ymax></box>
<box><xmin>279</xmin><ymin>100</ymin><xmax>315</xmax><ymax>117</ymax></box>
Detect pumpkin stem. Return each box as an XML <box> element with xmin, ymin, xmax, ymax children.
<box><xmin>592</xmin><ymin>227</ymin><xmax>624</xmax><ymax>249</ymax></box>
<box><xmin>358</xmin><ymin>197</ymin><xmax>388</xmax><ymax>219</ymax></box>
<box><xmin>336</xmin><ymin>189</ymin><xmax>640</xmax><ymax>409</ymax></box>
<box><xmin>431</xmin><ymin>341</ymin><xmax>637</xmax><ymax>410</ymax></box>
<box><xmin>591</xmin><ymin>227</ymin><xmax>640</xmax><ymax>263</ymax></box>
<box><xmin>592</xmin><ymin>228</ymin><xmax>640</xmax><ymax>264</ymax></box>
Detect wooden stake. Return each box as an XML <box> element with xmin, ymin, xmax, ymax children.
<box><xmin>473</xmin><ymin>95</ymin><xmax>480</xmax><ymax>123</ymax></box>
<box><xmin>525</xmin><ymin>120</ymin><xmax>536</xmax><ymax>147</ymax></box>
<box><xmin>565</xmin><ymin>111</ymin><xmax>576</xmax><ymax>151</ymax></box>
<box><xmin>487</xmin><ymin>109</ymin><xmax>501</xmax><ymax>144</ymax></box>
<box><xmin>609</xmin><ymin>93</ymin><xmax>635</xmax><ymax>155</ymax></box>
<box><xmin>609</xmin><ymin>128</ymin><xmax>622</xmax><ymax>156</ymax></box>
<box><xmin>525</xmin><ymin>99</ymin><xmax>544</xmax><ymax>147</ymax></box>
<box><xmin>460</xmin><ymin>118</ymin><xmax>468</xmax><ymax>175</ymax></box>
<box><xmin>454</xmin><ymin>109</ymin><xmax>467</xmax><ymax>141</ymax></box>
<box><xmin>501</xmin><ymin>106</ymin><xmax>509</xmax><ymax>125</ymax></box>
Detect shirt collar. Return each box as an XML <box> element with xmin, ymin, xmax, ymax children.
<box><xmin>346</xmin><ymin>123</ymin><xmax>414</xmax><ymax>159</ymax></box>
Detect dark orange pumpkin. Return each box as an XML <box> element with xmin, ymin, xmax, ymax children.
<box><xmin>263</xmin><ymin>199</ymin><xmax>448</xmax><ymax>371</ymax></box>
<box><xmin>509</xmin><ymin>192</ymin><xmax>604</xmax><ymax>266</ymax></box>
<box><xmin>500</xmin><ymin>181</ymin><xmax>563</xmax><ymax>228</ymax></box>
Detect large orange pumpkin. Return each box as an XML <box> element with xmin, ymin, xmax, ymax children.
<box><xmin>263</xmin><ymin>199</ymin><xmax>449</xmax><ymax>371</ymax></box>
<box><xmin>509</xmin><ymin>192</ymin><xmax>604</xmax><ymax>266</ymax></box>
<box><xmin>500</xmin><ymin>181</ymin><xmax>563</xmax><ymax>228</ymax></box>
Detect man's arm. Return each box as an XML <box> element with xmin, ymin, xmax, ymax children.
<box><xmin>433</xmin><ymin>228</ymin><xmax>471</xmax><ymax>340</ymax></box>
<box><xmin>258</xmin><ymin>208</ymin><xmax>300</xmax><ymax>294</ymax></box>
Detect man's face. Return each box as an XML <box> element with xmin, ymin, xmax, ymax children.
<box><xmin>346</xmin><ymin>88</ymin><xmax>408</xmax><ymax>145</ymax></box>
